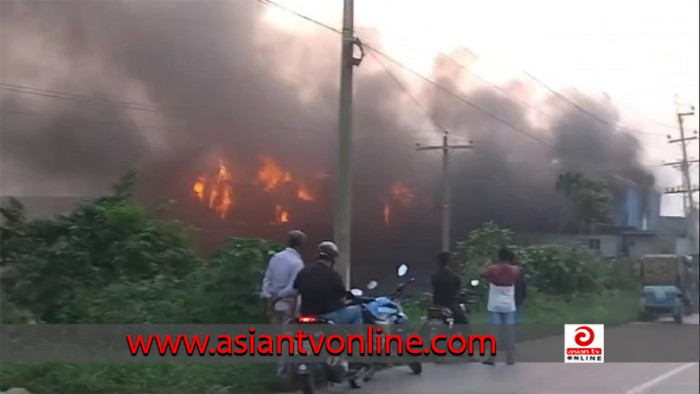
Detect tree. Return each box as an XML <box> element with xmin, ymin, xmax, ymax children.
<box><xmin>0</xmin><ymin>171</ymin><xmax>200</xmax><ymax>322</ymax></box>
<box><xmin>555</xmin><ymin>172</ymin><xmax>614</xmax><ymax>230</ymax></box>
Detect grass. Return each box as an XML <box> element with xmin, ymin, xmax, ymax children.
<box><xmin>404</xmin><ymin>289</ymin><xmax>640</xmax><ymax>325</ymax></box>
<box><xmin>2</xmin><ymin>291</ymin><xmax>640</xmax><ymax>394</ymax></box>
<box><xmin>0</xmin><ymin>363</ymin><xmax>286</xmax><ymax>394</ymax></box>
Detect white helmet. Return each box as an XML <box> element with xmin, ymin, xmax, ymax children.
<box><xmin>316</xmin><ymin>241</ymin><xmax>339</xmax><ymax>260</ymax></box>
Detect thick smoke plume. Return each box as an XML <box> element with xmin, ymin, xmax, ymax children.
<box><xmin>0</xmin><ymin>1</ymin><xmax>654</xmax><ymax>282</ymax></box>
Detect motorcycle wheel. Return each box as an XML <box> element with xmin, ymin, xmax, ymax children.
<box><xmin>348</xmin><ymin>374</ymin><xmax>363</xmax><ymax>389</ymax></box>
<box><xmin>299</xmin><ymin>374</ymin><xmax>315</xmax><ymax>394</ymax></box>
<box><xmin>408</xmin><ymin>362</ymin><xmax>422</xmax><ymax>375</ymax></box>
<box><xmin>363</xmin><ymin>364</ymin><xmax>376</xmax><ymax>381</ymax></box>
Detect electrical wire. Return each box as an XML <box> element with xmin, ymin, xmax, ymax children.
<box><xmin>254</xmin><ymin>0</ymin><xmax>683</xmax><ymax>178</ymax></box>
<box><xmin>365</xmin><ymin>45</ymin><xmax>553</xmax><ymax>146</ymax></box>
<box><xmin>0</xmin><ymin>107</ymin><xmax>166</xmax><ymax>130</ymax></box>
<box><xmin>0</xmin><ymin>83</ymin><xmax>162</xmax><ymax>113</ymax></box>
<box><xmin>368</xmin><ymin>49</ymin><xmax>450</xmax><ymax>136</ymax></box>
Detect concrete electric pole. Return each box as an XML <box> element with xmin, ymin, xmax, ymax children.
<box><xmin>335</xmin><ymin>0</ymin><xmax>363</xmax><ymax>287</ymax></box>
<box><xmin>417</xmin><ymin>134</ymin><xmax>473</xmax><ymax>252</ymax></box>
<box><xmin>664</xmin><ymin>106</ymin><xmax>699</xmax><ymax>255</ymax></box>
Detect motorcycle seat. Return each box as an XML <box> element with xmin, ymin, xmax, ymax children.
<box><xmin>428</xmin><ymin>306</ymin><xmax>453</xmax><ymax>319</ymax></box>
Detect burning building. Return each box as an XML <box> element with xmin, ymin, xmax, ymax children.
<box><xmin>0</xmin><ymin>0</ymin><xmax>657</xmax><ymax>286</ymax></box>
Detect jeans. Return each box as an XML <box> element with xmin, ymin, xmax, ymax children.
<box><xmin>321</xmin><ymin>305</ymin><xmax>362</xmax><ymax>324</ymax></box>
<box><xmin>488</xmin><ymin>311</ymin><xmax>516</xmax><ymax>360</ymax></box>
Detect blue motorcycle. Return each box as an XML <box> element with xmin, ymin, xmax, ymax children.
<box><xmin>349</xmin><ymin>264</ymin><xmax>422</xmax><ymax>379</ymax></box>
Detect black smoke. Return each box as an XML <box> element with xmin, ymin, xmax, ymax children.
<box><xmin>0</xmin><ymin>1</ymin><xmax>654</xmax><ymax>283</ymax></box>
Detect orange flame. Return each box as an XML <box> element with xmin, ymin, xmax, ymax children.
<box><xmin>384</xmin><ymin>202</ymin><xmax>390</xmax><ymax>225</ymax></box>
<box><xmin>298</xmin><ymin>183</ymin><xmax>313</xmax><ymax>201</ymax></box>
<box><xmin>258</xmin><ymin>155</ymin><xmax>292</xmax><ymax>191</ymax></box>
<box><xmin>192</xmin><ymin>161</ymin><xmax>234</xmax><ymax>219</ymax></box>
<box><xmin>391</xmin><ymin>182</ymin><xmax>415</xmax><ymax>205</ymax></box>
<box><xmin>275</xmin><ymin>204</ymin><xmax>289</xmax><ymax>223</ymax></box>
<box><xmin>193</xmin><ymin>177</ymin><xmax>205</xmax><ymax>201</ymax></box>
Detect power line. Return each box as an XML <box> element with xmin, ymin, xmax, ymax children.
<box><xmin>255</xmin><ymin>0</ymin><xmax>552</xmax><ymax>146</ymax></box>
<box><xmin>254</xmin><ymin>0</ymin><xmax>668</xmax><ymax>150</ymax></box>
<box><xmin>519</xmin><ymin>68</ymin><xmax>654</xmax><ymax>135</ymax></box>
<box><xmin>0</xmin><ymin>107</ymin><xmax>167</xmax><ymax>130</ymax></box>
<box><xmin>368</xmin><ymin>49</ymin><xmax>449</xmax><ymax>136</ymax></box>
<box><xmin>614</xmin><ymin>104</ymin><xmax>677</xmax><ymax>130</ymax></box>
<box><xmin>0</xmin><ymin>83</ymin><xmax>162</xmax><ymax>113</ymax></box>
<box><xmin>366</xmin><ymin>46</ymin><xmax>553</xmax><ymax>147</ymax></box>
<box><xmin>255</xmin><ymin>0</ymin><xmax>683</xmax><ymax>183</ymax></box>
<box><xmin>254</xmin><ymin>0</ymin><xmax>341</xmax><ymax>34</ymax></box>
<box><xmin>437</xmin><ymin>53</ymin><xmax>556</xmax><ymax>121</ymax></box>
<box><xmin>453</xmin><ymin>47</ymin><xmax>669</xmax><ymax>137</ymax></box>
<box><xmin>437</xmin><ymin>51</ymin><xmax>669</xmax><ymax>143</ymax></box>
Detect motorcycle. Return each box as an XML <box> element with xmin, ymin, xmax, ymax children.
<box><xmin>294</xmin><ymin>293</ymin><xmax>371</xmax><ymax>394</ymax></box>
<box><xmin>424</xmin><ymin>278</ymin><xmax>480</xmax><ymax>328</ymax></box>
<box><xmin>349</xmin><ymin>264</ymin><xmax>423</xmax><ymax>379</ymax></box>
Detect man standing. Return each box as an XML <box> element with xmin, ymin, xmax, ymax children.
<box><xmin>431</xmin><ymin>251</ymin><xmax>468</xmax><ymax>324</ymax></box>
<box><xmin>262</xmin><ymin>230</ymin><xmax>306</xmax><ymax>377</ymax></box>
<box><xmin>482</xmin><ymin>246</ymin><xmax>520</xmax><ymax>365</ymax></box>
<box><xmin>262</xmin><ymin>230</ymin><xmax>306</xmax><ymax>325</ymax></box>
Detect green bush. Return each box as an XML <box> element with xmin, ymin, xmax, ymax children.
<box><xmin>1</xmin><ymin>172</ymin><xmax>200</xmax><ymax>323</ymax></box>
<box><xmin>189</xmin><ymin>238</ymin><xmax>282</xmax><ymax>324</ymax></box>
<box><xmin>455</xmin><ymin>222</ymin><xmax>640</xmax><ymax>297</ymax></box>
<box><xmin>0</xmin><ymin>172</ymin><xmax>286</xmax><ymax>393</ymax></box>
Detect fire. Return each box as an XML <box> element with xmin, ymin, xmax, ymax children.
<box><xmin>384</xmin><ymin>202</ymin><xmax>391</xmax><ymax>225</ymax></box>
<box><xmin>192</xmin><ymin>161</ymin><xmax>234</xmax><ymax>219</ymax></box>
<box><xmin>391</xmin><ymin>182</ymin><xmax>415</xmax><ymax>205</ymax></box>
<box><xmin>258</xmin><ymin>155</ymin><xmax>292</xmax><ymax>191</ymax></box>
<box><xmin>275</xmin><ymin>204</ymin><xmax>289</xmax><ymax>223</ymax></box>
<box><xmin>298</xmin><ymin>183</ymin><xmax>313</xmax><ymax>201</ymax></box>
<box><xmin>193</xmin><ymin>177</ymin><xmax>205</xmax><ymax>201</ymax></box>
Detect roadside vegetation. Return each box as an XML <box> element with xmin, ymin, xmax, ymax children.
<box><xmin>405</xmin><ymin>222</ymin><xmax>641</xmax><ymax>325</ymax></box>
<box><xmin>0</xmin><ymin>172</ymin><xmax>285</xmax><ymax>393</ymax></box>
<box><xmin>1</xmin><ymin>173</ymin><xmax>641</xmax><ymax>393</ymax></box>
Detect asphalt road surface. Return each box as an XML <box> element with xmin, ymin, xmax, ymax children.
<box><xmin>316</xmin><ymin>314</ymin><xmax>699</xmax><ymax>394</ymax></box>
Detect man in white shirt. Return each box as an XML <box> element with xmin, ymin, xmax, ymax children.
<box><xmin>262</xmin><ymin>230</ymin><xmax>306</xmax><ymax>325</ymax></box>
<box><xmin>262</xmin><ymin>230</ymin><xmax>306</xmax><ymax>377</ymax></box>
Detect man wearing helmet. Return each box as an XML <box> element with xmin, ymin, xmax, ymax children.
<box><xmin>279</xmin><ymin>241</ymin><xmax>362</xmax><ymax>324</ymax></box>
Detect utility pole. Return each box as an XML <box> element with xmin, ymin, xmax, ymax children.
<box><xmin>417</xmin><ymin>134</ymin><xmax>473</xmax><ymax>252</ymax></box>
<box><xmin>335</xmin><ymin>0</ymin><xmax>364</xmax><ymax>287</ymax></box>
<box><xmin>664</xmin><ymin>105</ymin><xmax>699</xmax><ymax>255</ymax></box>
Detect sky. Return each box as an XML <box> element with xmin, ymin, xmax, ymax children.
<box><xmin>264</xmin><ymin>0</ymin><xmax>699</xmax><ymax>216</ymax></box>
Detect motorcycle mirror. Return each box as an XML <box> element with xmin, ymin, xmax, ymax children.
<box><xmin>397</xmin><ymin>264</ymin><xmax>409</xmax><ymax>277</ymax></box>
<box><xmin>367</xmin><ymin>281</ymin><xmax>378</xmax><ymax>290</ymax></box>
<box><xmin>470</xmin><ymin>279</ymin><xmax>480</xmax><ymax>287</ymax></box>
<box><xmin>350</xmin><ymin>288</ymin><xmax>364</xmax><ymax>297</ymax></box>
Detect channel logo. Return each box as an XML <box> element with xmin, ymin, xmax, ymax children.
<box><xmin>564</xmin><ymin>324</ymin><xmax>604</xmax><ymax>363</ymax></box>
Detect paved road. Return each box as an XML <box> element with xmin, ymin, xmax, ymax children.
<box><xmin>318</xmin><ymin>315</ymin><xmax>699</xmax><ymax>394</ymax></box>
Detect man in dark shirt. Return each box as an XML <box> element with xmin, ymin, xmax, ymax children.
<box><xmin>291</xmin><ymin>241</ymin><xmax>361</xmax><ymax>324</ymax></box>
<box><xmin>431</xmin><ymin>251</ymin><xmax>468</xmax><ymax>324</ymax></box>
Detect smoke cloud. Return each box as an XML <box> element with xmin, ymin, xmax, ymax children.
<box><xmin>0</xmin><ymin>1</ymin><xmax>654</xmax><ymax>281</ymax></box>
